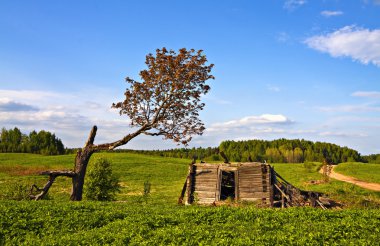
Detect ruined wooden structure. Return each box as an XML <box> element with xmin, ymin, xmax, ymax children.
<box><xmin>179</xmin><ymin>162</ymin><xmax>274</xmax><ymax>206</ymax></box>
<box><xmin>178</xmin><ymin>161</ymin><xmax>328</xmax><ymax>209</ymax></box>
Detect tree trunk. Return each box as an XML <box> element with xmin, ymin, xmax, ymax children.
<box><xmin>31</xmin><ymin>124</ymin><xmax>141</xmax><ymax>201</ymax></box>
<box><xmin>69</xmin><ymin>126</ymin><xmax>98</xmax><ymax>201</ymax></box>
<box><xmin>70</xmin><ymin>148</ymin><xmax>94</xmax><ymax>201</ymax></box>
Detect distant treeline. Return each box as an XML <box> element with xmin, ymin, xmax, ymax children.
<box><xmin>0</xmin><ymin>127</ymin><xmax>65</xmax><ymax>155</ymax></box>
<box><xmin>219</xmin><ymin>139</ymin><xmax>364</xmax><ymax>164</ymax></box>
<box><xmin>362</xmin><ymin>154</ymin><xmax>380</xmax><ymax>164</ymax></box>
<box><xmin>116</xmin><ymin>139</ymin><xmax>371</xmax><ymax>164</ymax></box>
<box><xmin>113</xmin><ymin>147</ymin><xmax>220</xmax><ymax>161</ymax></box>
<box><xmin>1</xmin><ymin>126</ymin><xmax>378</xmax><ymax>163</ymax></box>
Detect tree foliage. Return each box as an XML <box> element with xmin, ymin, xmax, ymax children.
<box><xmin>0</xmin><ymin>127</ymin><xmax>65</xmax><ymax>155</ymax></box>
<box><xmin>219</xmin><ymin>139</ymin><xmax>363</xmax><ymax>164</ymax></box>
<box><xmin>362</xmin><ymin>154</ymin><xmax>380</xmax><ymax>164</ymax></box>
<box><xmin>119</xmin><ymin>138</ymin><xmax>365</xmax><ymax>164</ymax></box>
<box><xmin>112</xmin><ymin>48</ymin><xmax>214</xmax><ymax>146</ymax></box>
<box><xmin>85</xmin><ymin>158</ymin><xmax>121</xmax><ymax>201</ymax></box>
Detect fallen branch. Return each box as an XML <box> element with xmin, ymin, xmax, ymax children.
<box><xmin>30</xmin><ymin>170</ymin><xmax>76</xmax><ymax>201</ymax></box>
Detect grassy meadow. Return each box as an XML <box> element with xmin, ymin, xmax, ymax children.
<box><xmin>1</xmin><ymin>153</ymin><xmax>380</xmax><ymax>244</ymax></box>
<box><xmin>0</xmin><ymin>152</ymin><xmax>190</xmax><ymax>203</ymax></box>
<box><xmin>334</xmin><ymin>162</ymin><xmax>380</xmax><ymax>184</ymax></box>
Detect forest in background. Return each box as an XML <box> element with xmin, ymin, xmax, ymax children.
<box><xmin>1</xmin><ymin>127</ymin><xmax>379</xmax><ymax>163</ymax></box>
<box><xmin>120</xmin><ymin>139</ymin><xmax>380</xmax><ymax>164</ymax></box>
<box><xmin>0</xmin><ymin>127</ymin><xmax>65</xmax><ymax>155</ymax></box>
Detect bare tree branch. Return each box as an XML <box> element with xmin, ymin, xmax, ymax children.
<box><xmin>30</xmin><ymin>170</ymin><xmax>76</xmax><ymax>200</ymax></box>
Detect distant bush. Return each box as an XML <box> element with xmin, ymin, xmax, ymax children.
<box><xmin>303</xmin><ymin>162</ymin><xmax>323</xmax><ymax>173</ymax></box>
<box><xmin>85</xmin><ymin>158</ymin><xmax>121</xmax><ymax>201</ymax></box>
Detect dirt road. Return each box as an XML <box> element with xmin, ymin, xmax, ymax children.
<box><xmin>326</xmin><ymin>166</ymin><xmax>380</xmax><ymax>192</ymax></box>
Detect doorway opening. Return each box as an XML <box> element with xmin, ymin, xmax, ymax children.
<box><xmin>220</xmin><ymin>171</ymin><xmax>236</xmax><ymax>200</ymax></box>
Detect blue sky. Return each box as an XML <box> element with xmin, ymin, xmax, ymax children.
<box><xmin>1</xmin><ymin>0</ymin><xmax>380</xmax><ymax>154</ymax></box>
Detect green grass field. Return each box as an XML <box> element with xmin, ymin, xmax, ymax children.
<box><xmin>0</xmin><ymin>153</ymin><xmax>379</xmax><ymax>205</ymax></box>
<box><xmin>0</xmin><ymin>152</ymin><xmax>190</xmax><ymax>203</ymax></box>
<box><xmin>271</xmin><ymin>162</ymin><xmax>380</xmax><ymax>207</ymax></box>
<box><xmin>334</xmin><ymin>162</ymin><xmax>380</xmax><ymax>183</ymax></box>
<box><xmin>1</xmin><ymin>201</ymin><xmax>380</xmax><ymax>245</ymax></box>
<box><xmin>1</xmin><ymin>153</ymin><xmax>380</xmax><ymax>244</ymax></box>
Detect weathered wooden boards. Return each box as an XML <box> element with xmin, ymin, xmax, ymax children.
<box><xmin>185</xmin><ymin>162</ymin><xmax>273</xmax><ymax>206</ymax></box>
<box><xmin>193</xmin><ymin>164</ymin><xmax>219</xmax><ymax>204</ymax></box>
<box><xmin>238</xmin><ymin>164</ymin><xmax>271</xmax><ymax>205</ymax></box>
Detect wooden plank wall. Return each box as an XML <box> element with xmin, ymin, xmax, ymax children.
<box><xmin>238</xmin><ymin>164</ymin><xmax>271</xmax><ymax>205</ymax></box>
<box><xmin>188</xmin><ymin>163</ymin><xmax>273</xmax><ymax>206</ymax></box>
<box><xmin>193</xmin><ymin>164</ymin><xmax>219</xmax><ymax>204</ymax></box>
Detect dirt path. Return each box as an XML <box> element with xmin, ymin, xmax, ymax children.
<box><xmin>324</xmin><ymin>166</ymin><xmax>380</xmax><ymax>192</ymax></box>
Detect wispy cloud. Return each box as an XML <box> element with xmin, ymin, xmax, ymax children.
<box><xmin>305</xmin><ymin>26</ymin><xmax>380</xmax><ymax>67</ymax></box>
<box><xmin>0</xmin><ymin>90</ymin><xmax>62</xmax><ymax>102</ymax></box>
<box><xmin>320</xmin><ymin>10</ymin><xmax>343</xmax><ymax>17</ymax></box>
<box><xmin>267</xmin><ymin>84</ymin><xmax>281</xmax><ymax>92</ymax></box>
<box><xmin>0</xmin><ymin>89</ymin><xmax>132</xmax><ymax>147</ymax></box>
<box><xmin>325</xmin><ymin>115</ymin><xmax>380</xmax><ymax>124</ymax></box>
<box><xmin>207</xmin><ymin>114</ymin><xmax>293</xmax><ymax>134</ymax></box>
<box><xmin>276</xmin><ymin>32</ymin><xmax>290</xmax><ymax>43</ymax></box>
<box><xmin>203</xmin><ymin>95</ymin><xmax>232</xmax><ymax>105</ymax></box>
<box><xmin>351</xmin><ymin>91</ymin><xmax>380</xmax><ymax>99</ymax></box>
<box><xmin>319</xmin><ymin>131</ymin><xmax>367</xmax><ymax>138</ymax></box>
<box><xmin>284</xmin><ymin>0</ymin><xmax>307</xmax><ymax>10</ymax></box>
<box><xmin>0</xmin><ymin>99</ymin><xmax>39</xmax><ymax>112</ymax></box>
<box><xmin>317</xmin><ymin>104</ymin><xmax>380</xmax><ymax>113</ymax></box>
<box><xmin>85</xmin><ymin>101</ymin><xmax>103</xmax><ymax>110</ymax></box>
<box><xmin>362</xmin><ymin>0</ymin><xmax>380</xmax><ymax>5</ymax></box>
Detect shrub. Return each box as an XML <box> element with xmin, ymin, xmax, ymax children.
<box><xmin>85</xmin><ymin>158</ymin><xmax>121</xmax><ymax>201</ymax></box>
<box><xmin>0</xmin><ymin>181</ymin><xmax>30</xmax><ymax>200</ymax></box>
<box><xmin>303</xmin><ymin>162</ymin><xmax>323</xmax><ymax>173</ymax></box>
<box><xmin>142</xmin><ymin>179</ymin><xmax>151</xmax><ymax>204</ymax></box>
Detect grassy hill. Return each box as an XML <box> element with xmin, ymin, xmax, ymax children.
<box><xmin>0</xmin><ymin>152</ymin><xmax>190</xmax><ymax>203</ymax></box>
<box><xmin>0</xmin><ymin>153</ymin><xmax>379</xmax><ymax>205</ymax></box>
<box><xmin>1</xmin><ymin>153</ymin><xmax>380</xmax><ymax>244</ymax></box>
<box><xmin>334</xmin><ymin>162</ymin><xmax>380</xmax><ymax>183</ymax></box>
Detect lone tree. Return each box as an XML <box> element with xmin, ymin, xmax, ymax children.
<box><xmin>30</xmin><ymin>48</ymin><xmax>214</xmax><ymax>201</ymax></box>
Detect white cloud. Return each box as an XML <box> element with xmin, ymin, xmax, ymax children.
<box><xmin>267</xmin><ymin>84</ymin><xmax>281</xmax><ymax>92</ymax></box>
<box><xmin>327</xmin><ymin>115</ymin><xmax>380</xmax><ymax>124</ymax></box>
<box><xmin>203</xmin><ymin>94</ymin><xmax>232</xmax><ymax>105</ymax></box>
<box><xmin>85</xmin><ymin>101</ymin><xmax>103</xmax><ymax>110</ymax></box>
<box><xmin>317</xmin><ymin>104</ymin><xmax>380</xmax><ymax>113</ymax></box>
<box><xmin>0</xmin><ymin>90</ymin><xmax>62</xmax><ymax>102</ymax></box>
<box><xmin>208</xmin><ymin>114</ymin><xmax>292</xmax><ymax>132</ymax></box>
<box><xmin>0</xmin><ymin>98</ymin><xmax>39</xmax><ymax>112</ymax></box>
<box><xmin>351</xmin><ymin>91</ymin><xmax>380</xmax><ymax>99</ymax></box>
<box><xmin>284</xmin><ymin>0</ymin><xmax>307</xmax><ymax>10</ymax></box>
<box><xmin>319</xmin><ymin>131</ymin><xmax>367</xmax><ymax>138</ymax></box>
<box><xmin>320</xmin><ymin>10</ymin><xmax>343</xmax><ymax>17</ymax></box>
<box><xmin>277</xmin><ymin>32</ymin><xmax>290</xmax><ymax>43</ymax></box>
<box><xmin>305</xmin><ymin>26</ymin><xmax>380</xmax><ymax>67</ymax></box>
<box><xmin>0</xmin><ymin>89</ymin><xmax>132</xmax><ymax>147</ymax></box>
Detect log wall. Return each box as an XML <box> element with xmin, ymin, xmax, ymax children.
<box><xmin>187</xmin><ymin>162</ymin><xmax>273</xmax><ymax>206</ymax></box>
<box><xmin>193</xmin><ymin>164</ymin><xmax>219</xmax><ymax>204</ymax></box>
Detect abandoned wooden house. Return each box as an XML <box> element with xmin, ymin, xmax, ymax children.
<box><xmin>178</xmin><ymin>161</ymin><xmax>329</xmax><ymax>209</ymax></box>
<box><xmin>179</xmin><ymin>162</ymin><xmax>274</xmax><ymax>206</ymax></box>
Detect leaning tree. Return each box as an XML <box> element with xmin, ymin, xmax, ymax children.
<box><xmin>30</xmin><ymin>48</ymin><xmax>214</xmax><ymax>201</ymax></box>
